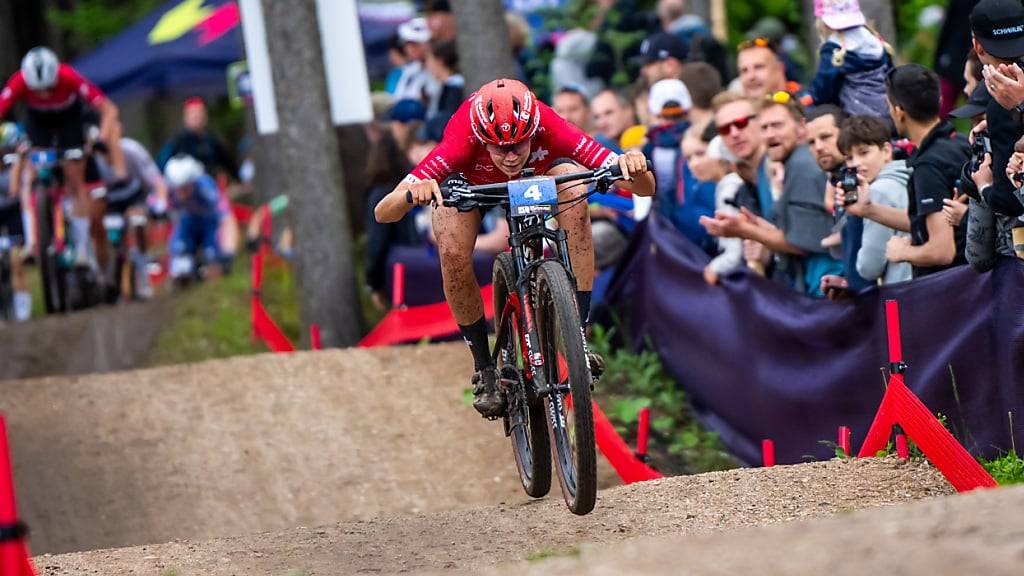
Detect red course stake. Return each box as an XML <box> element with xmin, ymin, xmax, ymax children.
<box><xmin>838</xmin><ymin>426</ymin><xmax>851</xmax><ymax>456</ymax></box>
<box><xmin>895</xmin><ymin>433</ymin><xmax>910</xmax><ymax>460</ymax></box>
<box><xmin>857</xmin><ymin>300</ymin><xmax>997</xmax><ymax>492</ymax></box>
<box><xmin>310</xmin><ymin>324</ymin><xmax>322</xmax><ymax>350</ymax></box>
<box><xmin>762</xmin><ymin>439</ymin><xmax>775</xmax><ymax>467</ymax></box>
<box><xmin>635</xmin><ymin>406</ymin><xmax>650</xmax><ymax>460</ymax></box>
<box><xmin>392</xmin><ymin>262</ymin><xmax>406</xmax><ymax>309</ymax></box>
<box><xmin>0</xmin><ymin>415</ymin><xmax>36</xmax><ymax>576</ymax></box>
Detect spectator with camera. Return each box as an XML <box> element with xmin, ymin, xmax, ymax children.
<box><xmin>702</xmin><ymin>91</ymin><xmax>840</xmax><ymax>295</ymax></box>
<box><xmin>804</xmin><ymin>104</ymin><xmax>874</xmax><ymax>295</ymax></box>
<box><xmin>836</xmin><ymin>115</ymin><xmax>913</xmax><ymax>285</ymax></box>
<box><xmin>969</xmin><ymin>0</ymin><xmax>1024</xmax><ymax>218</ymax></box>
<box><xmin>838</xmin><ymin>64</ymin><xmax>968</xmax><ymax>277</ymax></box>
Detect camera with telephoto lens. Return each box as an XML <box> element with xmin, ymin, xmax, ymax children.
<box><xmin>838</xmin><ymin>166</ymin><xmax>859</xmax><ymax>205</ymax></box>
<box><xmin>970</xmin><ymin>132</ymin><xmax>991</xmax><ymax>173</ymax></box>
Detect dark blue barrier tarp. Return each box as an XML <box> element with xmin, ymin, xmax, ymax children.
<box><xmin>604</xmin><ymin>213</ymin><xmax>1024</xmax><ymax>465</ymax></box>
<box><xmin>72</xmin><ymin>0</ymin><xmax>411</xmax><ymax>99</ymax></box>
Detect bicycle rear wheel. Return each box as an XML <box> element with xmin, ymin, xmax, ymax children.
<box><xmin>534</xmin><ymin>260</ymin><xmax>596</xmax><ymax>515</ymax></box>
<box><xmin>493</xmin><ymin>252</ymin><xmax>551</xmax><ymax>498</ymax></box>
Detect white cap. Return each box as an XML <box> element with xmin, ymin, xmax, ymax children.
<box><xmin>648</xmin><ymin>79</ymin><xmax>692</xmax><ymax>117</ymax></box>
<box><xmin>706</xmin><ymin>136</ymin><xmax>738</xmax><ymax>164</ymax></box>
<box><xmin>398</xmin><ymin>17</ymin><xmax>431</xmax><ymax>44</ymax></box>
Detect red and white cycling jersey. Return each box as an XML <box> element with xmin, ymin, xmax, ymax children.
<box><xmin>410</xmin><ymin>98</ymin><xmax>616</xmax><ymax>185</ymax></box>
<box><xmin>0</xmin><ymin>64</ymin><xmax>106</xmax><ymax>117</ymax></box>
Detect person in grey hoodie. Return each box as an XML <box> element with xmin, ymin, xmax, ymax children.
<box><xmin>836</xmin><ymin>115</ymin><xmax>914</xmax><ymax>284</ymax></box>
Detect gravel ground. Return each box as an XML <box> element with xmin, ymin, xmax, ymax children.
<box><xmin>3</xmin><ymin>344</ymin><xmax>561</xmax><ymax>554</ymax></box>
<box><xmin>482</xmin><ymin>484</ymin><xmax>1024</xmax><ymax>576</ymax></box>
<box><xmin>36</xmin><ymin>458</ymin><xmax>953</xmax><ymax>575</ymax></box>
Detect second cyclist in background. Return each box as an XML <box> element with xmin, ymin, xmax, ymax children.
<box><xmin>163</xmin><ymin>155</ymin><xmax>225</xmax><ymax>283</ymax></box>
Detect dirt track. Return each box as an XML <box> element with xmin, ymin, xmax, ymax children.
<box><xmin>2</xmin><ymin>344</ymin><xmax>552</xmax><ymax>554</ymax></box>
<box><xmin>486</xmin><ymin>483</ymin><xmax>1024</xmax><ymax>576</ymax></box>
<box><xmin>37</xmin><ymin>458</ymin><xmax>953</xmax><ymax>575</ymax></box>
<box><xmin>0</xmin><ymin>299</ymin><xmax>169</xmax><ymax>381</ymax></box>
<box><xmin>2</xmin><ymin>339</ymin><xmax>1009</xmax><ymax>576</ymax></box>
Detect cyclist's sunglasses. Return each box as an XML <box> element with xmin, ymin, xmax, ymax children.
<box><xmin>486</xmin><ymin>140</ymin><xmax>530</xmax><ymax>156</ymax></box>
<box><xmin>737</xmin><ymin>37</ymin><xmax>775</xmax><ymax>52</ymax></box>
<box><xmin>717</xmin><ymin>115</ymin><xmax>754</xmax><ymax>136</ymax></box>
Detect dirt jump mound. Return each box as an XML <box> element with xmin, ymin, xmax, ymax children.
<box><xmin>38</xmin><ymin>458</ymin><xmax>955</xmax><ymax>575</ymax></box>
<box><xmin>1</xmin><ymin>343</ymin><xmax>532</xmax><ymax>554</ymax></box>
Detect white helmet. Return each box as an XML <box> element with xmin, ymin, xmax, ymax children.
<box><xmin>164</xmin><ymin>154</ymin><xmax>204</xmax><ymax>188</ymax></box>
<box><xmin>21</xmin><ymin>47</ymin><xmax>59</xmax><ymax>91</ymax></box>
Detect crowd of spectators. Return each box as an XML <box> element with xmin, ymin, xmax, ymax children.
<box><xmin>363</xmin><ymin>0</ymin><xmax>1024</xmax><ymax>309</ymax></box>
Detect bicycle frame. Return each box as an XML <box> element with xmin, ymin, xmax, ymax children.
<box><xmin>492</xmin><ymin>210</ymin><xmax>577</xmax><ymax>397</ymax></box>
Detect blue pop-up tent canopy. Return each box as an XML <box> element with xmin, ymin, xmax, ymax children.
<box><xmin>73</xmin><ymin>0</ymin><xmax>414</xmax><ymax>99</ymax></box>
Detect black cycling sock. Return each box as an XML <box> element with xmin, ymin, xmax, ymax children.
<box><xmin>459</xmin><ymin>316</ymin><xmax>493</xmax><ymax>371</ymax></box>
<box><xmin>576</xmin><ymin>290</ymin><xmax>592</xmax><ymax>329</ymax></box>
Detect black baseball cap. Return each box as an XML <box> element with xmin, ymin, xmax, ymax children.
<box><xmin>950</xmin><ymin>83</ymin><xmax>991</xmax><ymax>119</ymax></box>
<box><xmin>971</xmin><ymin>0</ymin><xmax>1024</xmax><ymax>60</ymax></box>
<box><xmin>638</xmin><ymin>33</ymin><xmax>688</xmax><ymax>64</ymax></box>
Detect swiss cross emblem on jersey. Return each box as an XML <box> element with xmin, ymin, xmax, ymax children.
<box><xmin>529</xmin><ymin>147</ymin><xmax>549</xmax><ymax>164</ymax></box>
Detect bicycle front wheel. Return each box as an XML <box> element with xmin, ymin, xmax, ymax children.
<box><xmin>34</xmin><ymin>188</ymin><xmax>65</xmax><ymax>313</ymax></box>
<box><xmin>534</xmin><ymin>260</ymin><xmax>596</xmax><ymax>515</ymax></box>
<box><xmin>494</xmin><ymin>252</ymin><xmax>551</xmax><ymax>498</ymax></box>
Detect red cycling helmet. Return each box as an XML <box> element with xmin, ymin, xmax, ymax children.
<box><xmin>469</xmin><ymin>78</ymin><xmax>541</xmax><ymax>146</ymax></box>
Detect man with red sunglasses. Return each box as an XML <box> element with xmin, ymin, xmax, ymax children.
<box><xmin>708</xmin><ymin>92</ymin><xmax>770</xmax><ymax>215</ymax></box>
<box><xmin>702</xmin><ymin>91</ymin><xmax>840</xmax><ymax>295</ymax></box>
<box><xmin>374</xmin><ymin>78</ymin><xmax>653</xmax><ymax>417</ymax></box>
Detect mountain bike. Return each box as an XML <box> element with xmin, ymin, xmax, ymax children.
<box><xmin>439</xmin><ymin>161</ymin><xmax>644</xmax><ymax>515</ymax></box>
<box><xmin>32</xmin><ymin>148</ymin><xmax>99</xmax><ymax>313</ymax></box>
<box><xmin>95</xmin><ymin>179</ymin><xmax>151</xmax><ymax>302</ymax></box>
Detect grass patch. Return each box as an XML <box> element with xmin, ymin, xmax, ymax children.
<box><xmin>526</xmin><ymin>546</ymin><xmax>581</xmax><ymax>562</ymax></box>
<box><xmin>146</xmin><ymin>255</ymin><xmax>299</xmax><ymax>366</ymax></box>
<box><xmin>982</xmin><ymin>451</ymin><xmax>1024</xmax><ymax>485</ymax></box>
<box><xmin>589</xmin><ymin>324</ymin><xmax>738</xmax><ymax>475</ymax></box>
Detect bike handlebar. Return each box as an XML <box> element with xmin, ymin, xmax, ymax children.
<box><xmin>402</xmin><ymin>158</ymin><xmax>653</xmax><ymax>209</ymax></box>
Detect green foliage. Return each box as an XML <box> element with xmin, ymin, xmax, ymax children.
<box><xmin>726</xmin><ymin>0</ymin><xmax>802</xmax><ymax>53</ymax></box>
<box><xmin>49</xmin><ymin>0</ymin><xmax>164</xmax><ymax>51</ymax></box>
<box><xmin>893</xmin><ymin>1</ymin><xmax>944</xmax><ymax>65</ymax></box>
<box><xmin>147</xmin><ymin>254</ymin><xmax>300</xmax><ymax>366</ymax></box>
<box><xmin>589</xmin><ymin>323</ymin><xmax>737</xmax><ymax>474</ymax></box>
<box><xmin>982</xmin><ymin>452</ymin><xmax>1024</xmax><ymax>486</ymax></box>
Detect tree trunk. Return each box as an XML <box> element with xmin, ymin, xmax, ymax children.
<box><xmin>450</xmin><ymin>0</ymin><xmax>518</xmax><ymax>91</ymax></box>
<box><xmin>0</xmin><ymin>0</ymin><xmax>19</xmax><ymax>79</ymax></box>
<box><xmin>860</xmin><ymin>0</ymin><xmax>896</xmax><ymax>47</ymax></box>
<box><xmin>260</xmin><ymin>0</ymin><xmax>363</xmax><ymax>347</ymax></box>
<box><xmin>336</xmin><ymin>125</ymin><xmax>369</xmax><ymax>238</ymax></box>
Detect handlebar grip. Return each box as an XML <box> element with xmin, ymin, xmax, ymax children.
<box><xmin>608</xmin><ymin>158</ymin><xmax>654</xmax><ymax>179</ymax></box>
<box><xmin>405</xmin><ymin>190</ymin><xmax>413</xmax><ymax>204</ymax></box>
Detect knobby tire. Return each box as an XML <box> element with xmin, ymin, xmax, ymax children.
<box><xmin>535</xmin><ymin>260</ymin><xmax>596</xmax><ymax>515</ymax></box>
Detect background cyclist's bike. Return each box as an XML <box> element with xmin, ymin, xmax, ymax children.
<box><xmin>32</xmin><ymin>148</ymin><xmax>100</xmax><ymax>313</ymax></box>
<box><xmin>439</xmin><ymin>161</ymin><xmax>643</xmax><ymax>515</ymax></box>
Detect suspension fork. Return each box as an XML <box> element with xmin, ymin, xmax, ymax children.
<box><xmin>552</xmin><ymin>227</ymin><xmax>577</xmax><ymax>288</ymax></box>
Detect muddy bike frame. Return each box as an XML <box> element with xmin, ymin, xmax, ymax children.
<box><xmin>440</xmin><ymin>163</ymin><xmax>628</xmax><ymax>398</ymax></box>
